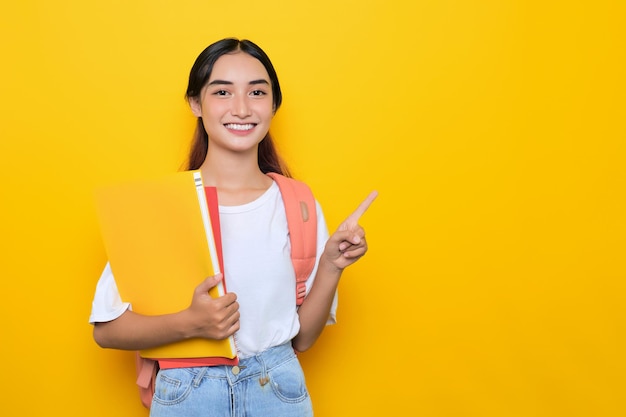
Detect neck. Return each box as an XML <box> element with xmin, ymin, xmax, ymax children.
<box><xmin>199</xmin><ymin>149</ymin><xmax>272</xmax><ymax>201</ymax></box>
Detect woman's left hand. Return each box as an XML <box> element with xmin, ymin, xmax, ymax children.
<box><xmin>323</xmin><ymin>190</ymin><xmax>378</xmax><ymax>271</ymax></box>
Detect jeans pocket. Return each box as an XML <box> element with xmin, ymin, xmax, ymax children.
<box><xmin>268</xmin><ymin>357</ymin><xmax>309</xmax><ymax>403</ymax></box>
<box><xmin>153</xmin><ymin>368</ymin><xmax>194</xmax><ymax>405</ymax></box>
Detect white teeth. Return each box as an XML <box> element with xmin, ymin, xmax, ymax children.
<box><xmin>225</xmin><ymin>123</ymin><xmax>255</xmax><ymax>131</ymax></box>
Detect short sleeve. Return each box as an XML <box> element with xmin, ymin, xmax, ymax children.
<box><xmin>88</xmin><ymin>262</ymin><xmax>131</xmax><ymax>324</ymax></box>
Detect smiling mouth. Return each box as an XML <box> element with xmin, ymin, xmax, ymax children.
<box><xmin>224</xmin><ymin>123</ymin><xmax>256</xmax><ymax>131</ymax></box>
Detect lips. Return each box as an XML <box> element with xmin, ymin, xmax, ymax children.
<box><xmin>224</xmin><ymin>123</ymin><xmax>256</xmax><ymax>131</ymax></box>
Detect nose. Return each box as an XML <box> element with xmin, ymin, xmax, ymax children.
<box><xmin>231</xmin><ymin>94</ymin><xmax>252</xmax><ymax>118</ymax></box>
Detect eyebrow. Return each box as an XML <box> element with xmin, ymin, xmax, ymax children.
<box><xmin>207</xmin><ymin>79</ymin><xmax>270</xmax><ymax>86</ymax></box>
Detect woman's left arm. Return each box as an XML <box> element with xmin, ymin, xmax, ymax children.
<box><xmin>292</xmin><ymin>191</ymin><xmax>377</xmax><ymax>352</ymax></box>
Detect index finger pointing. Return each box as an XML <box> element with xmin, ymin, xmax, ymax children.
<box><xmin>343</xmin><ymin>190</ymin><xmax>378</xmax><ymax>226</ymax></box>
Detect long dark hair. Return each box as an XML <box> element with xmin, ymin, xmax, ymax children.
<box><xmin>185</xmin><ymin>38</ymin><xmax>290</xmax><ymax>176</ymax></box>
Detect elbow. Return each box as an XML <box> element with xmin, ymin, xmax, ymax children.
<box><xmin>291</xmin><ymin>337</ymin><xmax>314</xmax><ymax>353</ymax></box>
<box><xmin>93</xmin><ymin>322</ymin><xmax>114</xmax><ymax>349</ymax></box>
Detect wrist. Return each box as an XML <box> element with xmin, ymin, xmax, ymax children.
<box><xmin>169</xmin><ymin>309</ymin><xmax>197</xmax><ymax>340</ymax></box>
<box><xmin>319</xmin><ymin>253</ymin><xmax>344</xmax><ymax>280</ymax></box>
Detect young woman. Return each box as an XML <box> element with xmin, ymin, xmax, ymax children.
<box><xmin>90</xmin><ymin>38</ymin><xmax>376</xmax><ymax>416</ymax></box>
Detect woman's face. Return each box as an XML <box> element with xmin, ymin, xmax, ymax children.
<box><xmin>191</xmin><ymin>52</ymin><xmax>274</xmax><ymax>154</ymax></box>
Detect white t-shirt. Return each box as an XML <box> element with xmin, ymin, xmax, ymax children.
<box><xmin>89</xmin><ymin>181</ymin><xmax>336</xmax><ymax>358</ymax></box>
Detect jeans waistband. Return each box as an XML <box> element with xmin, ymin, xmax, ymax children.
<box><xmin>177</xmin><ymin>342</ymin><xmax>297</xmax><ymax>384</ymax></box>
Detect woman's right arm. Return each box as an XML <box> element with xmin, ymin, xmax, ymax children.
<box><xmin>93</xmin><ymin>274</ymin><xmax>240</xmax><ymax>351</ymax></box>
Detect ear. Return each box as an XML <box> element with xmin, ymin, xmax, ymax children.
<box><xmin>189</xmin><ymin>97</ymin><xmax>202</xmax><ymax>118</ymax></box>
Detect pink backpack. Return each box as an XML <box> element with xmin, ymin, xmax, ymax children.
<box><xmin>135</xmin><ymin>173</ymin><xmax>318</xmax><ymax>408</ymax></box>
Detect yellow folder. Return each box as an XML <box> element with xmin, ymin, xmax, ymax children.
<box><xmin>94</xmin><ymin>170</ymin><xmax>237</xmax><ymax>360</ymax></box>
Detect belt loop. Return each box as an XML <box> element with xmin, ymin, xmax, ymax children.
<box><xmin>192</xmin><ymin>367</ymin><xmax>208</xmax><ymax>388</ymax></box>
<box><xmin>256</xmin><ymin>352</ymin><xmax>271</xmax><ymax>387</ymax></box>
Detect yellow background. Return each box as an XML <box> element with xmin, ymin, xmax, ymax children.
<box><xmin>1</xmin><ymin>1</ymin><xmax>624</xmax><ymax>416</ymax></box>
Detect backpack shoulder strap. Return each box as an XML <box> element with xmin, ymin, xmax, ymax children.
<box><xmin>135</xmin><ymin>353</ymin><xmax>158</xmax><ymax>409</ymax></box>
<box><xmin>267</xmin><ymin>172</ymin><xmax>318</xmax><ymax>305</ymax></box>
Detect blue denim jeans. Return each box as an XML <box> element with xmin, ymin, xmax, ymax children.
<box><xmin>150</xmin><ymin>342</ymin><xmax>313</xmax><ymax>417</ymax></box>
